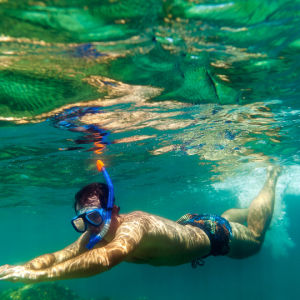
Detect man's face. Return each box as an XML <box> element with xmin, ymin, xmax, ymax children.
<box><xmin>76</xmin><ymin>203</ymin><xmax>105</xmax><ymax>235</ymax></box>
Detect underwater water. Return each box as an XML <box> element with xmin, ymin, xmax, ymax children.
<box><xmin>0</xmin><ymin>0</ymin><xmax>299</xmax><ymax>299</ymax></box>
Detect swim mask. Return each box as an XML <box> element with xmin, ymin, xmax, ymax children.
<box><xmin>72</xmin><ymin>160</ymin><xmax>114</xmax><ymax>250</ymax></box>
<box><xmin>71</xmin><ymin>207</ymin><xmax>106</xmax><ymax>233</ymax></box>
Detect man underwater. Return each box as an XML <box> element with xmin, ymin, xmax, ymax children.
<box><xmin>0</xmin><ymin>161</ymin><xmax>281</xmax><ymax>284</ymax></box>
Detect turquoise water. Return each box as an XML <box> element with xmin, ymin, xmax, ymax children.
<box><xmin>0</xmin><ymin>0</ymin><xmax>299</xmax><ymax>299</ymax></box>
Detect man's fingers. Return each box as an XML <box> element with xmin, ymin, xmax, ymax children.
<box><xmin>0</xmin><ymin>274</ymin><xmax>29</xmax><ymax>284</ymax></box>
<box><xmin>0</xmin><ymin>274</ymin><xmax>15</xmax><ymax>281</ymax></box>
<box><xmin>0</xmin><ymin>264</ymin><xmax>10</xmax><ymax>274</ymax></box>
<box><xmin>0</xmin><ymin>265</ymin><xmax>19</xmax><ymax>277</ymax></box>
<box><xmin>0</xmin><ymin>267</ymin><xmax>16</xmax><ymax>277</ymax></box>
<box><xmin>0</xmin><ymin>266</ymin><xmax>25</xmax><ymax>279</ymax></box>
<box><xmin>0</xmin><ymin>266</ymin><xmax>38</xmax><ymax>284</ymax></box>
<box><xmin>0</xmin><ymin>269</ymin><xmax>9</xmax><ymax>277</ymax></box>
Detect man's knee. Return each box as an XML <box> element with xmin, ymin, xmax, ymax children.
<box><xmin>249</xmin><ymin>227</ymin><xmax>267</xmax><ymax>245</ymax></box>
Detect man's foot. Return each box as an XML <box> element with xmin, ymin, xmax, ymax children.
<box><xmin>267</xmin><ymin>165</ymin><xmax>283</xmax><ymax>179</ymax></box>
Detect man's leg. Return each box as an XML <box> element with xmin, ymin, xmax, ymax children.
<box><xmin>224</xmin><ymin>166</ymin><xmax>281</xmax><ymax>259</ymax></box>
<box><xmin>247</xmin><ymin>166</ymin><xmax>281</xmax><ymax>241</ymax></box>
<box><xmin>221</xmin><ymin>208</ymin><xmax>249</xmax><ymax>224</ymax></box>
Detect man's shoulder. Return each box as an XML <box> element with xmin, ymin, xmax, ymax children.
<box><xmin>120</xmin><ymin>211</ymin><xmax>175</xmax><ymax>228</ymax></box>
<box><xmin>121</xmin><ymin>211</ymin><xmax>157</xmax><ymax>223</ymax></box>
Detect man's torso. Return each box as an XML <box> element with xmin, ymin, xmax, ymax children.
<box><xmin>112</xmin><ymin>211</ymin><xmax>211</xmax><ymax>266</ymax></box>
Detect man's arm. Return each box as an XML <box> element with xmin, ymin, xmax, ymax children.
<box><xmin>0</xmin><ymin>218</ymin><xmax>147</xmax><ymax>283</ymax></box>
<box><xmin>23</xmin><ymin>232</ymin><xmax>95</xmax><ymax>270</ymax></box>
<box><xmin>0</xmin><ymin>231</ymin><xmax>107</xmax><ymax>277</ymax></box>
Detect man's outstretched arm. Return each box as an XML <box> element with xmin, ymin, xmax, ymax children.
<box><xmin>0</xmin><ymin>218</ymin><xmax>146</xmax><ymax>284</ymax></box>
<box><xmin>0</xmin><ymin>231</ymin><xmax>107</xmax><ymax>277</ymax></box>
<box><xmin>22</xmin><ymin>232</ymin><xmax>101</xmax><ymax>270</ymax></box>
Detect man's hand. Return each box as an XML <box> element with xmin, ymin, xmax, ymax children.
<box><xmin>0</xmin><ymin>265</ymin><xmax>46</xmax><ymax>284</ymax></box>
<box><xmin>0</xmin><ymin>264</ymin><xmax>15</xmax><ymax>274</ymax></box>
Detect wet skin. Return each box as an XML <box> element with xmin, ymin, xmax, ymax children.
<box><xmin>0</xmin><ymin>166</ymin><xmax>281</xmax><ymax>284</ymax></box>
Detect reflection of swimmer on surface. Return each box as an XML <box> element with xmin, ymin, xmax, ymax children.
<box><xmin>51</xmin><ymin>106</ymin><xmax>109</xmax><ymax>154</ymax></box>
<box><xmin>0</xmin><ymin>165</ymin><xmax>282</xmax><ymax>284</ymax></box>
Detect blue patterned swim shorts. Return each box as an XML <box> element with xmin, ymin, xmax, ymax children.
<box><xmin>177</xmin><ymin>213</ymin><xmax>233</xmax><ymax>257</ymax></box>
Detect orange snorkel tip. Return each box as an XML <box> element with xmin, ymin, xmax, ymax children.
<box><xmin>97</xmin><ymin>160</ymin><xmax>105</xmax><ymax>172</ymax></box>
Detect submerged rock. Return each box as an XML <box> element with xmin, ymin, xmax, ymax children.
<box><xmin>0</xmin><ymin>282</ymin><xmax>82</xmax><ymax>300</ymax></box>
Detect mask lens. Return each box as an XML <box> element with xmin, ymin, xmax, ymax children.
<box><xmin>86</xmin><ymin>210</ymin><xmax>103</xmax><ymax>226</ymax></box>
<box><xmin>73</xmin><ymin>217</ymin><xmax>86</xmax><ymax>232</ymax></box>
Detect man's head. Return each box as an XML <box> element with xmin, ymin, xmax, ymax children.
<box><xmin>73</xmin><ymin>183</ymin><xmax>120</xmax><ymax>241</ymax></box>
<box><xmin>74</xmin><ymin>182</ymin><xmax>112</xmax><ymax>213</ymax></box>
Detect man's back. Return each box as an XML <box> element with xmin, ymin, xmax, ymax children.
<box><xmin>106</xmin><ymin>211</ymin><xmax>211</xmax><ymax>266</ymax></box>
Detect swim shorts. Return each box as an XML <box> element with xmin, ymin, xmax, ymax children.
<box><xmin>177</xmin><ymin>213</ymin><xmax>232</xmax><ymax>257</ymax></box>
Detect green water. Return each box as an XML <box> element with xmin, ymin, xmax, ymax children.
<box><xmin>0</xmin><ymin>0</ymin><xmax>299</xmax><ymax>299</ymax></box>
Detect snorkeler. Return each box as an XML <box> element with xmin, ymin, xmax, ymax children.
<box><xmin>0</xmin><ymin>161</ymin><xmax>281</xmax><ymax>284</ymax></box>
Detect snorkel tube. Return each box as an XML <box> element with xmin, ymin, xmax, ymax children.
<box><xmin>86</xmin><ymin>160</ymin><xmax>114</xmax><ymax>250</ymax></box>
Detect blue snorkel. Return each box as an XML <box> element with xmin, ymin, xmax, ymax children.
<box><xmin>85</xmin><ymin>160</ymin><xmax>114</xmax><ymax>250</ymax></box>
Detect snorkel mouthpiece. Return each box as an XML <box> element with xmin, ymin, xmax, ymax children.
<box><xmin>86</xmin><ymin>160</ymin><xmax>114</xmax><ymax>250</ymax></box>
